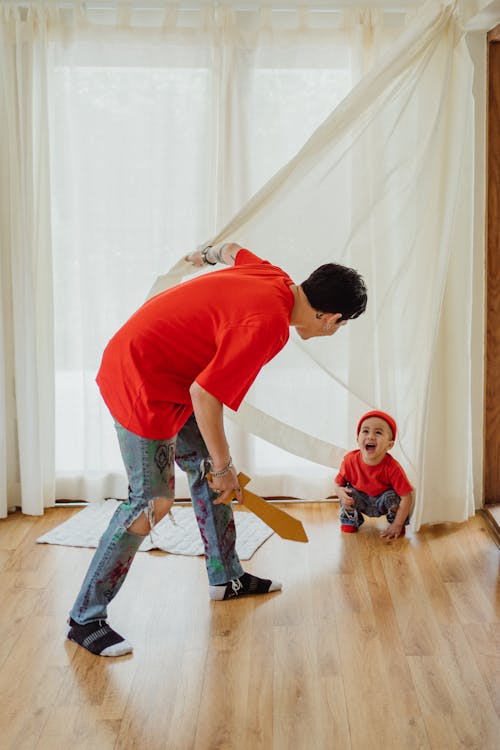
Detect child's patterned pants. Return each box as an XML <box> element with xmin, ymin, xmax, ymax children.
<box><xmin>339</xmin><ymin>485</ymin><xmax>408</xmax><ymax>529</ymax></box>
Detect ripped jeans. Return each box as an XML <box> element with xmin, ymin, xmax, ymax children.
<box><xmin>69</xmin><ymin>413</ymin><xmax>244</xmax><ymax>625</ymax></box>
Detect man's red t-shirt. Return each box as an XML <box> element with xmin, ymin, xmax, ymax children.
<box><xmin>96</xmin><ymin>250</ymin><xmax>295</xmax><ymax>439</ymax></box>
<box><xmin>335</xmin><ymin>450</ymin><xmax>413</xmax><ymax>497</ymax></box>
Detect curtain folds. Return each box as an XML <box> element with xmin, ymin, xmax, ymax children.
<box><xmin>0</xmin><ymin>0</ymin><xmax>476</xmax><ymax>528</ymax></box>
<box><xmin>0</xmin><ymin>7</ymin><xmax>55</xmax><ymax>517</ymax></box>
<box><xmin>150</xmin><ymin>0</ymin><xmax>476</xmax><ymax>527</ymax></box>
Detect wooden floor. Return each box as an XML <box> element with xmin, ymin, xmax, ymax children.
<box><xmin>0</xmin><ymin>503</ymin><xmax>499</xmax><ymax>750</ymax></box>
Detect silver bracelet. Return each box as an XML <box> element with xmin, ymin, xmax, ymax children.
<box><xmin>210</xmin><ymin>458</ymin><xmax>233</xmax><ymax>478</ymax></box>
<box><xmin>201</xmin><ymin>245</ymin><xmax>217</xmax><ymax>265</ymax></box>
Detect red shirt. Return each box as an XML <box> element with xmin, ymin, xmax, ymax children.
<box><xmin>96</xmin><ymin>250</ymin><xmax>294</xmax><ymax>438</ymax></box>
<box><xmin>335</xmin><ymin>450</ymin><xmax>413</xmax><ymax>497</ymax></box>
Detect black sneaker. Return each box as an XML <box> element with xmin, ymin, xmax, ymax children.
<box><xmin>66</xmin><ymin>617</ymin><xmax>133</xmax><ymax>656</ymax></box>
<box><xmin>209</xmin><ymin>572</ymin><xmax>282</xmax><ymax>601</ymax></box>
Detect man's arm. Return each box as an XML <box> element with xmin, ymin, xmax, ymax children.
<box><xmin>185</xmin><ymin>242</ymin><xmax>242</xmax><ymax>268</ymax></box>
<box><xmin>189</xmin><ymin>381</ymin><xmax>242</xmax><ymax>505</ymax></box>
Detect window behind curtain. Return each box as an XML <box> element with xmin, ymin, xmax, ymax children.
<box><xmin>47</xmin><ymin>12</ymin><xmax>357</xmax><ymax>499</ymax></box>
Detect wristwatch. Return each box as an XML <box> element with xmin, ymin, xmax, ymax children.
<box><xmin>201</xmin><ymin>245</ymin><xmax>217</xmax><ymax>265</ymax></box>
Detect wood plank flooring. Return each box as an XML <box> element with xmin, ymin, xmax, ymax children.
<box><xmin>0</xmin><ymin>503</ymin><xmax>498</xmax><ymax>750</ymax></box>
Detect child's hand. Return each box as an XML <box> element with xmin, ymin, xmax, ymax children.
<box><xmin>337</xmin><ymin>486</ymin><xmax>354</xmax><ymax>506</ymax></box>
<box><xmin>380</xmin><ymin>522</ymin><xmax>404</xmax><ymax>540</ymax></box>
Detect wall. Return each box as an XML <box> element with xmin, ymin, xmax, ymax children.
<box><xmin>466</xmin><ymin>30</ymin><xmax>487</xmax><ymax>507</ymax></box>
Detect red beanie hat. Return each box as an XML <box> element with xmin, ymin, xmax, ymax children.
<box><xmin>356</xmin><ymin>410</ymin><xmax>397</xmax><ymax>440</ymax></box>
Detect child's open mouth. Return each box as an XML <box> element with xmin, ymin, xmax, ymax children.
<box><xmin>365</xmin><ymin>443</ymin><xmax>376</xmax><ymax>452</ymax></box>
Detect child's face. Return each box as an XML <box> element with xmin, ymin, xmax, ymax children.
<box><xmin>357</xmin><ymin>417</ymin><xmax>395</xmax><ymax>465</ymax></box>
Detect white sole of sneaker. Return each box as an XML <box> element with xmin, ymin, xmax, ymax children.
<box><xmin>208</xmin><ymin>580</ymin><xmax>283</xmax><ymax>600</ymax></box>
<box><xmin>208</xmin><ymin>586</ymin><xmax>228</xmax><ymax>601</ymax></box>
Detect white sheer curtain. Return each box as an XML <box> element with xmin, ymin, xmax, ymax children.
<box><xmin>0</xmin><ymin>5</ymin><xmax>55</xmax><ymax>517</ymax></box>
<box><xmin>0</xmin><ymin>0</ymin><xmax>476</xmax><ymax>529</ymax></box>
<box><xmin>48</xmin><ymin>2</ymin><xmax>404</xmax><ymax>504</ymax></box>
<box><xmin>201</xmin><ymin>0</ymin><xmax>476</xmax><ymax>528</ymax></box>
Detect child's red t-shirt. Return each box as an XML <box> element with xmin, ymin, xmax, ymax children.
<box><xmin>96</xmin><ymin>250</ymin><xmax>294</xmax><ymax>439</ymax></box>
<box><xmin>335</xmin><ymin>450</ymin><xmax>413</xmax><ymax>497</ymax></box>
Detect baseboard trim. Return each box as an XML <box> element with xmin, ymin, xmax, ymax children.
<box><xmin>478</xmin><ymin>506</ymin><xmax>500</xmax><ymax>547</ymax></box>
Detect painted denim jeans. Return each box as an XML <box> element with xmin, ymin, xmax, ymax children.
<box><xmin>70</xmin><ymin>414</ymin><xmax>244</xmax><ymax>624</ymax></box>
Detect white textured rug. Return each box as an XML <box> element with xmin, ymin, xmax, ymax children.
<box><xmin>36</xmin><ymin>500</ymin><xmax>273</xmax><ymax>560</ymax></box>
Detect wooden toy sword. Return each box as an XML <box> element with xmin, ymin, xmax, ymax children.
<box><xmin>225</xmin><ymin>472</ymin><xmax>308</xmax><ymax>543</ymax></box>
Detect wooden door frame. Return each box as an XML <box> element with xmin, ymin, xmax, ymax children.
<box><xmin>484</xmin><ymin>24</ymin><xmax>500</xmax><ymax>514</ymax></box>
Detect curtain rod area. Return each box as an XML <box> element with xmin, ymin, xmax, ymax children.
<box><xmin>11</xmin><ymin>1</ymin><xmax>423</xmax><ymax>11</ymax></box>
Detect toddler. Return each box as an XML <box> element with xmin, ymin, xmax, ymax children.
<box><xmin>333</xmin><ymin>410</ymin><xmax>413</xmax><ymax>540</ymax></box>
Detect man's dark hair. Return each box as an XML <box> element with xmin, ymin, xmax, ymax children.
<box><xmin>301</xmin><ymin>263</ymin><xmax>367</xmax><ymax>321</ymax></box>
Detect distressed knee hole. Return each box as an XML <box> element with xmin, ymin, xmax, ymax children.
<box><xmin>127</xmin><ymin>496</ymin><xmax>174</xmax><ymax>535</ymax></box>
